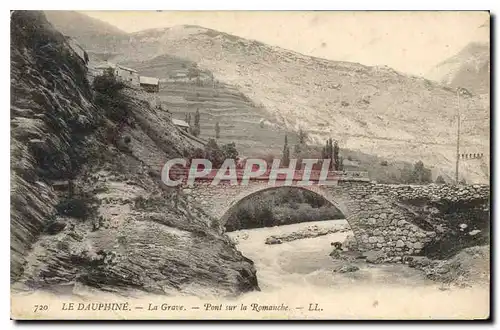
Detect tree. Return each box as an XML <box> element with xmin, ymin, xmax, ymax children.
<box><xmin>195</xmin><ymin>76</ymin><xmax>202</xmax><ymax>87</ymax></box>
<box><xmin>282</xmin><ymin>134</ymin><xmax>290</xmax><ymax>167</ymax></box>
<box><xmin>321</xmin><ymin>138</ymin><xmax>334</xmax><ymax>170</ymax></box>
<box><xmin>327</xmin><ymin>139</ymin><xmax>333</xmax><ymax>160</ymax></box>
<box><xmin>193</xmin><ymin>109</ymin><xmax>201</xmax><ymax>137</ymax></box>
<box><xmin>92</xmin><ymin>68</ymin><xmax>128</xmax><ymax>123</ymax></box>
<box><xmin>204</xmin><ymin>139</ymin><xmax>225</xmax><ymax>168</ymax></box>
<box><xmin>411</xmin><ymin>160</ymin><xmax>432</xmax><ymax>184</ymax></box>
<box><xmin>215</xmin><ymin>121</ymin><xmax>220</xmax><ymax>139</ymax></box>
<box><xmin>333</xmin><ymin>140</ymin><xmax>340</xmax><ymax>170</ymax></box>
<box><xmin>188</xmin><ymin>63</ymin><xmax>200</xmax><ymax>80</ymax></box>
<box><xmin>221</xmin><ymin>142</ymin><xmax>238</xmax><ymax>160</ymax></box>
<box><xmin>298</xmin><ymin>128</ymin><xmax>308</xmax><ymax>145</ymax></box>
<box><xmin>435</xmin><ymin>175</ymin><xmax>446</xmax><ymax>184</ymax></box>
<box><xmin>185</xmin><ymin>113</ymin><xmax>193</xmax><ymax>133</ymax></box>
<box><xmin>293</xmin><ymin>143</ymin><xmax>301</xmax><ymax>156</ymax></box>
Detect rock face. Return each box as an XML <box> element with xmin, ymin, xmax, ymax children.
<box><xmin>405</xmin><ymin>245</ymin><xmax>490</xmax><ymax>287</ymax></box>
<box><xmin>11</xmin><ymin>11</ymin><xmax>259</xmax><ymax>296</ymax></box>
<box><xmin>11</xmin><ymin>10</ymin><xmax>98</xmax><ymax>278</ymax></box>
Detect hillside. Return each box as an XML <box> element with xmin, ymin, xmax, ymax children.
<box><xmin>112</xmin><ymin>25</ymin><xmax>490</xmax><ymax>183</ymax></box>
<box><xmin>123</xmin><ymin>54</ymin><xmax>298</xmax><ymax>156</ymax></box>
<box><xmin>44</xmin><ymin>13</ymin><xmax>490</xmax><ymax>183</ymax></box>
<box><xmin>11</xmin><ymin>11</ymin><xmax>258</xmax><ymax>296</ymax></box>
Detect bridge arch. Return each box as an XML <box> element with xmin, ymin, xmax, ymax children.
<box><xmin>219</xmin><ymin>185</ymin><xmax>351</xmax><ymax>225</ymax></box>
<box><xmin>206</xmin><ymin>183</ymin><xmax>363</xmax><ymax>247</ymax></box>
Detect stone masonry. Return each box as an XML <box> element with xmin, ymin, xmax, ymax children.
<box><xmin>183</xmin><ymin>181</ymin><xmax>490</xmax><ymax>258</ymax></box>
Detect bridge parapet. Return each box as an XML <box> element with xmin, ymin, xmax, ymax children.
<box><xmin>168</xmin><ymin>167</ymin><xmax>370</xmax><ymax>183</ymax></box>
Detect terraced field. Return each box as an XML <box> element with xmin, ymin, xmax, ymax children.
<box><xmin>158</xmin><ymin>80</ymin><xmax>298</xmax><ymax>156</ymax></box>
<box><xmin>123</xmin><ymin>54</ymin><xmax>299</xmax><ymax>157</ymax></box>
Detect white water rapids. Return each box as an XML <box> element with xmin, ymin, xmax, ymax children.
<box><xmin>225</xmin><ymin>219</ymin><xmax>490</xmax><ymax>319</ymax></box>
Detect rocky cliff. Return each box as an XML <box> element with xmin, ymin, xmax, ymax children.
<box><xmin>11</xmin><ymin>10</ymin><xmax>98</xmax><ymax>278</ymax></box>
<box><xmin>11</xmin><ymin>11</ymin><xmax>258</xmax><ymax>297</ymax></box>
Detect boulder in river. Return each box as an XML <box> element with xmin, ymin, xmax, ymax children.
<box><xmin>333</xmin><ymin>264</ymin><xmax>360</xmax><ymax>273</ymax></box>
<box><xmin>265</xmin><ymin>236</ymin><xmax>283</xmax><ymax>245</ymax></box>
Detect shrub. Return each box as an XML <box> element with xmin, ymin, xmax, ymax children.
<box><xmin>412</xmin><ymin>160</ymin><xmax>432</xmax><ymax>184</ymax></box>
<box><xmin>380</xmin><ymin>160</ymin><xmax>388</xmax><ymax>166</ymax></box>
<box><xmin>56</xmin><ymin>197</ymin><xmax>98</xmax><ymax>220</ymax></box>
<box><xmin>221</xmin><ymin>142</ymin><xmax>238</xmax><ymax>160</ymax></box>
<box><xmin>435</xmin><ymin>175</ymin><xmax>446</xmax><ymax>184</ymax></box>
<box><xmin>92</xmin><ymin>68</ymin><xmax>125</xmax><ymax>96</ymax></box>
<box><xmin>203</xmin><ymin>139</ymin><xmax>225</xmax><ymax>168</ymax></box>
<box><xmin>92</xmin><ymin>69</ymin><xmax>129</xmax><ymax>123</ymax></box>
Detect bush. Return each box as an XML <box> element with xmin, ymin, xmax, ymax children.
<box><xmin>398</xmin><ymin>160</ymin><xmax>433</xmax><ymax>184</ymax></box>
<box><xmin>92</xmin><ymin>68</ymin><xmax>125</xmax><ymax>96</ymax></box>
<box><xmin>197</xmin><ymin>139</ymin><xmax>239</xmax><ymax>168</ymax></box>
<box><xmin>56</xmin><ymin>197</ymin><xmax>98</xmax><ymax>220</ymax></box>
<box><xmin>221</xmin><ymin>142</ymin><xmax>238</xmax><ymax>160</ymax></box>
<box><xmin>412</xmin><ymin>160</ymin><xmax>433</xmax><ymax>184</ymax></box>
<box><xmin>435</xmin><ymin>175</ymin><xmax>446</xmax><ymax>184</ymax></box>
<box><xmin>92</xmin><ymin>69</ymin><xmax>129</xmax><ymax>123</ymax></box>
<box><xmin>380</xmin><ymin>160</ymin><xmax>388</xmax><ymax>166</ymax></box>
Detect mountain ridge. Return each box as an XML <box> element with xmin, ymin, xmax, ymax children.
<box><xmin>45</xmin><ymin>14</ymin><xmax>490</xmax><ymax>183</ymax></box>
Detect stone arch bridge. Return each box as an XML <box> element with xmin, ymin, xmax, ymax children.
<box><xmin>181</xmin><ymin>176</ymin><xmax>489</xmax><ymax>258</ymax></box>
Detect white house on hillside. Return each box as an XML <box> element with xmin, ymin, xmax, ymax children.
<box><xmin>172</xmin><ymin>118</ymin><xmax>190</xmax><ymax>132</ymax></box>
<box><xmin>140</xmin><ymin>76</ymin><xmax>160</xmax><ymax>93</ymax></box>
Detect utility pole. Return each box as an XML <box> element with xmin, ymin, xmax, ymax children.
<box><xmin>454</xmin><ymin>87</ymin><xmax>473</xmax><ymax>183</ymax></box>
<box><xmin>455</xmin><ymin>88</ymin><xmax>461</xmax><ymax>184</ymax></box>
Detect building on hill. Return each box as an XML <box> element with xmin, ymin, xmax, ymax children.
<box><xmin>172</xmin><ymin>118</ymin><xmax>190</xmax><ymax>132</ymax></box>
<box><xmin>174</xmin><ymin>72</ymin><xmax>187</xmax><ymax>79</ymax></box>
<box><xmin>94</xmin><ymin>62</ymin><xmax>139</xmax><ymax>86</ymax></box>
<box><xmin>140</xmin><ymin>76</ymin><xmax>160</xmax><ymax>93</ymax></box>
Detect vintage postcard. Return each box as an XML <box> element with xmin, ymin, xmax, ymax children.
<box><xmin>10</xmin><ymin>10</ymin><xmax>490</xmax><ymax>320</ymax></box>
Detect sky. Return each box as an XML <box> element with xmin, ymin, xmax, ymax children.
<box><xmin>81</xmin><ymin>11</ymin><xmax>489</xmax><ymax>76</ymax></box>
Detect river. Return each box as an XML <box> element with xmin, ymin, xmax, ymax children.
<box><xmin>11</xmin><ymin>219</ymin><xmax>489</xmax><ymax>320</ymax></box>
<box><xmin>226</xmin><ymin>219</ymin><xmax>490</xmax><ymax>319</ymax></box>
